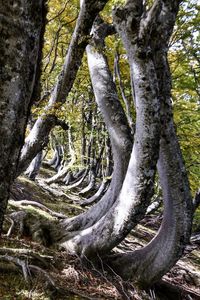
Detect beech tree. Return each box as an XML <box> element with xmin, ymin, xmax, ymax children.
<box><xmin>1</xmin><ymin>0</ymin><xmax>195</xmax><ymax>290</ymax></box>
<box><xmin>0</xmin><ymin>0</ymin><xmax>45</xmax><ymax>232</ymax></box>
<box><xmin>57</xmin><ymin>0</ymin><xmax>193</xmax><ymax>287</ymax></box>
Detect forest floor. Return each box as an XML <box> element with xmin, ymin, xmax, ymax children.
<box><xmin>0</xmin><ymin>165</ymin><xmax>200</xmax><ymax>300</ymax></box>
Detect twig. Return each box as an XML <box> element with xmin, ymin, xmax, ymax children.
<box><xmin>82</xmin><ymin>254</ymin><xmax>130</xmax><ymax>299</ymax></box>
<box><xmin>29</xmin><ymin>265</ymin><xmax>56</xmax><ymax>287</ymax></box>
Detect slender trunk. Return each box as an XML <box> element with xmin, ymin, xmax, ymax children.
<box><xmin>79</xmin><ymin>168</ymin><xmax>96</xmax><ymax>196</ymax></box>
<box><xmin>24</xmin><ymin>151</ymin><xmax>43</xmax><ymax>181</ymax></box>
<box><xmin>65</xmin><ymin>168</ymin><xmax>89</xmax><ymax>190</ymax></box>
<box><xmin>47</xmin><ymin>147</ymin><xmax>59</xmax><ymax>167</ymax></box>
<box><xmin>81</xmin><ymin>100</ymin><xmax>87</xmax><ymax>165</ymax></box>
<box><xmin>81</xmin><ymin>135</ymin><xmax>112</xmax><ymax>206</ymax></box>
<box><xmin>60</xmin><ymin>23</ymin><xmax>132</xmax><ymax>234</ymax></box>
<box><xmin>63</xmin><ymin>170</ymin><xmax>75</xmax><ymax>185</ymax></box>
<box><xmin>46</xmin><ymin>125</ymin><xmax>76</xmax><ymax>184</ymax></box>
<box><xmin>53</xmin><ymin>145</ymin><xmax>64</xmax><ymax>171</ymax></box>
<box><xmin>114</xmin><ymin>50</ymin><xmax>134</xmax><ymax>132</ymax></box>
<box><xmin>80</xmin><ymin>178</ymin><xmax>110</xmax><ymax>207</ymax></box>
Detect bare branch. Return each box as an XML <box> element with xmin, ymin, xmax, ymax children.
<box><xmin>47</xmin><ymin>0</ymin><xmax>70</xmax><ymax>23</ymax></box>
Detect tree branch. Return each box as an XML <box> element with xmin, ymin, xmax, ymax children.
<box><xmin>139</xmin><ymin>0</ymin><xmax>162</xmax><ymax>41</ymax></box>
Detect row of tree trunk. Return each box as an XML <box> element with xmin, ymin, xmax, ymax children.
<box><xmin>0</xmin><ymin>0</ymin><xmax>194</xmax><ymax>289</ymax></box>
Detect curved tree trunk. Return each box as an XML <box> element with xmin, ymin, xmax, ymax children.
<box><xmin>63</xmin><ymin>169</ymin><xmax>75</xmax><ymax>185</ymax></box>
<box><xmin>60</xmin><ymin>22</ymin><xmax>133</xmax><ymax>234</ymax></box>
<box><xmin>106</xmin><ymin>0</ymin><xmax>193</xmax><ymax>287</ymax></box>
<box><xmin>114</xmin><ymin>49</ymin><xmax>134</xmax><ymax>132</ymax></box>
<box><xmin>108</xmin><ymin>85</ymin><xmax>192</xmax><ymax>287</ymax></box>
<box><xmin>16</xmin><ymin>0</ymin><xmax>109</xmax><ymax>176</ymax></box>
<box><xmin>81</xmin><ymin>137</ymin><xmax>112</xmax><ymax>207</ymax></box>
<box><xmin>59</xmin><ymin>15</ymin><xmax>160</xmax><ymax>256</ymax></box>
<box><xmin>80</xmin><ymin>178</ymin><xmax>110</xmax><ymax>207</ymax></box>
<box><xmin>0</xmin><ymin>0</ymin><xmax>44</xmax><ymax>231</ymax></box>
<box><xmin>58</xmin><ymin>4</ymin><xmax>192</xmax><ymax>285</ymax></box>
<box><xmin>46</xmin><ymin>125</ymin><xmax>76</xmax><ymax>184</ymax></box>
<box><xmin>79</xmin><ymin>168</ymin><xmax>96</xmax><ymax>196</ymax></box>
<box><xmin>24</xmin><ymin>151</ymin><xmax>43</xmax><ymax>181</ymax></box>
<box><xmin>64</xmin><ymin>168</ymin><xmax>89</xmax><ymax>191</ymax></box>
<box><xmin>46</xmin><ymin>134</ymin><xmax>62</xmax><ymax>167</ymax></box>
<box><xmin>46</xmin><ymin>148</ymin><xmax>58</xmax><ymax>167</ymax></box>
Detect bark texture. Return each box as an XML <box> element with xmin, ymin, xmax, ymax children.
<box><xmin>60</xmin><ymin>20</ymin><xmax>132</xmax><ymax>234</ymax></box>
<box><xmin>59</xmin><ymin>15</ymin><xmax>160</xmax><ymax>256</ymax></box>
<box><xmin>107</xmin><ymin>0</ymin><xmax>193</xmax><ymax>287</ymax></box>
<box><xmin>59</xmin><ymin>0</ymin><xmax>192</xmax><ymax>287</ymax></box>
<box><xmin>0</xmin><ymin>0</ymin><xmax>44</xmax><ymax>231</ymax></box>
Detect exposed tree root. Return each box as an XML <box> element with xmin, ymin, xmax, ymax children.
<box><xmin>5</xmin><ymin>216</ymin><xmax>15</xmax><ymax>237</ymax></box>
<box><xmin>0</xmin><ymin>255</ymin><xmax>31</xmax><ymax>282</ymax></box>
<box><xmin>9</xmin><ymin>199</ymin><xmax>67</xmax><ymax>219</ymax></box>
<box><xmin>37</xmin><ymin>178</ymin><xmax>70</xmax><ymax>199</ymax></box>
<box><xmin>0</xmin><ymin>248</ymin><xmax>53</xmax><ymax>268</ymax></box>
<box><xmin>0</xmin><ymin>254</ymin><xmax>63</xmax><ymax>297</ymax></box>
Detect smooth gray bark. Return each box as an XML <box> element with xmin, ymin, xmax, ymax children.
<box><xmin>58</xmin><ymin>1</ymin><xmax>192</xmax><ymax>288</ymax></box>
<box><xmin>107</xmin><ymin>0</ymin><xmax>193</xmax><ymax>287</ymax></box>
<box><xmin>60</xmin><ymin>22</ymin><xmax>132</xmax><ymax>233</ymax></box>
<box><xmin>25</xmin><ymin>151</ymin><xmax>43</xmax><ymax>180</ymax></box>
<box><xmin>0</xmin><ymin>0</ymin><xmax>44</xmax><ymax>231</ymax></box>
<box><xmin>80</xmin><ymin>178</ymin><xmax>110</xmax><ymax>207</ymax></box>
<box><xmin>81</xmin><ymin>138</ymin><xmax>112</xmax><ymax>207</ymax></box>
<box><xmin>17</xmin><ymin>0</ymin><xmax>109</xmax><ymax>176</ymax></box>
<box><xmin>59</xmin><ymin>16</ymin><xmax>160</xmax><ymax>255</ymax></box>
<box><xmin>79</xmin><ymin>168</ymin><xmax>96</xmax><ymax>196</ymax></box>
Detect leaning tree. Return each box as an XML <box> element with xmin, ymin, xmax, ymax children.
<box><xmin>57</xmin><ymin>0</ymin><xmax>193</xmax><ymax>287</ymax></box>
<box><xmin>0</xmin><ymin>0</ymin><xmax>45</xmax><ymax>232</ymax></box>
<box><xmin>17</xmin><ymin>0</ymin><xmax>109</xmax><ymax>176</ymax></box>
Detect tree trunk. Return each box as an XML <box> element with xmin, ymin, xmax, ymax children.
<box><xmin>59</xmin><ymin>15</ymin><xmax>160</xmax><ymax>256</ymax></box>
<box><xmin>46</xmin><ymin>125</ymin><xmax>76</xmax><ymax>184</ymax></box>
<box><xmin>108</xmin><ymin>85</ymin><xmax>193</xmax><ymax>287</ymax></box>
<box><xmin>107</xmin><ymin>0</ymin><xmax>193</xmax><ymax>287</ymax></box>
<box><xmin>0</xmin><ymin>0</ymin><xmax>44</xmax><ymax>232</ymax></box>
<box><xmin>80</xmin><ymin>137</ymin><xmax>112</xmax><ymax>207</ymax></box>
<box><xmin>60</xmin><ymin>21</ymin><xmax>132</xmax><ymax>234</ymax></box>
<box><xmin>24</xmin><ymin>151</ymin><xmax>43</xmax><ymax>181</ymax></box>
<box><xmin>79</xmin><ymin>168</ymin><xmax>96</xmax><ymax>196</ymax></box>
<box><xmin>80</xmin><ymin>178</ymin><xmax>110</xmax><ymax>207</ymax></box>
<box><xmin>16</xmin><ymin>0</ymin><xmax>109</xmax><ymax>176</ymax></box>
